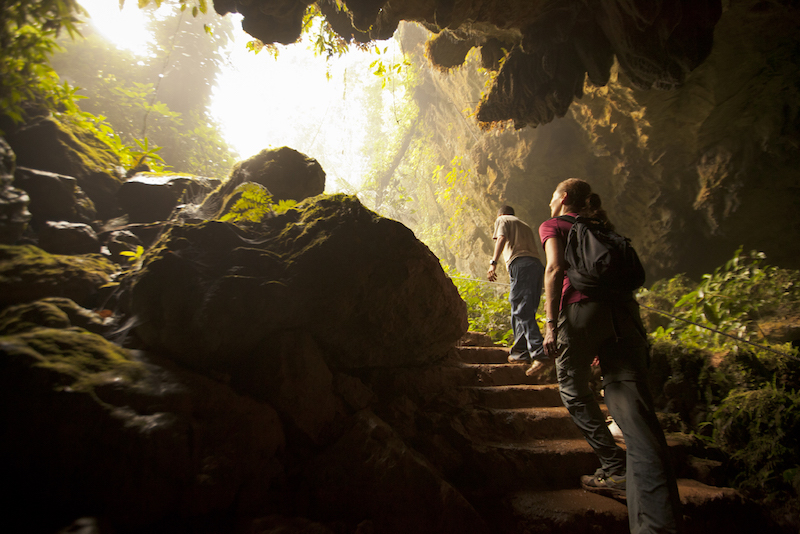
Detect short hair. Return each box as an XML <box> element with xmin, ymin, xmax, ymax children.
<box><xmin>498</xmin><ymin>205</ymin><xmax>514</xmax><ymax>216</ymax></box>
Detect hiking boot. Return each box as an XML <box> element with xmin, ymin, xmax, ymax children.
<box><xmin>525</xmin><ymin>357</ymin><xmax>554</xmax><ymax>376</ymax></box>
<box><xmin>580</xmin><ymin>471</ymin><xmax>626</xmax><ymax>498</ymax></box>
<box><xmin>507</xmin><ymin>352</ymin><xmax>531</xmax><ymax>364</ymax></box>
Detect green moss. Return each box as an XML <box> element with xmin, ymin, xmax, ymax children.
<box><xmin>1</xmin><ymin>327</ymin><xmax>144</xmax><ymax>393</ymax></box>
<box><xmin>0</xmin><ymin>297</ymin><xmax>107</xmax><ymax>335</ymax></box>
<box><xmin>0</xmin><ymin>244</ymin><xmax>118</xmax><ymax>307</ymax></box>
<box><xmin>55</xmin><ymin>115</ymin><xmax>122</xmax><ymax>177</ymax></box>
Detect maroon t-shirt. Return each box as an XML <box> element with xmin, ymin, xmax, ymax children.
<box><xmin>539</xmin><ymin>214</ymin><xmax>589</xmax><ymax>309</ymax></box>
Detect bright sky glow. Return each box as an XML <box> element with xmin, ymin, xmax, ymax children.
<box><xmin>76</xmin><ymin>0</ymin><xmax>406</xmax><ymax>193</ymax></box>
<box><xmin>78</xmin><ymin>0</ymin><xmax>165</xmax><ymax>54</ymax></box>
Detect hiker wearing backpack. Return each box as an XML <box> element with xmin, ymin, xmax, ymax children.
<box><xmin>539</xmin><ymin>178</ymin><xmax>683</xmax><ymax>534</ymax></box>
<box><xmin>487</xmin><ymin>205</ymin><xmax>546</xmax><ymax>366</ymax></box>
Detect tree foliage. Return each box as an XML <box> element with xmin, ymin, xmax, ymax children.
<box><xmin>50</xmin><ymin>2</ymin><xmax>237</xmax><ymax>176</ymax></box>
<box><xmin>637</xmin><ymin>248</ymin><xmax>800</xmax><ymax>522</ymax></box>
<box><xmin>1</xmin><ymin>0</ymin><xmax>236</xmax><ymax>176</ymax></box>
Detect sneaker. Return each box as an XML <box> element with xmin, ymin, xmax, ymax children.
<box><xmin>525</xmin><ymin>357</ymin><xmax>554</xmax><ymax>376</ymax></box>
<box><xmin>507</xmin><ymin>352</ymin><xmax>531</xmax><ymax>364</ymax></box>
<box><xmin>580</xmin><ymin>471</ymin><xmax>626</xmax><ymax>498</ymax></box>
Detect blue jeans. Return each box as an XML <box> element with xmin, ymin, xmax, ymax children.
<box><xmin>557</xmin><ymin>299</ymin><xmax>683</xmax><ymax>534</ymax></box>
<box><xmin>508</xmin><ymin>256</ymin><xmax>544</xmax><ymax>359</ymax></box>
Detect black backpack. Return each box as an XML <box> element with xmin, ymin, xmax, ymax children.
<box><xmin>556</xmin><ymin>215</ymin><xmax>646</xmax><ymax>300</ymax></box>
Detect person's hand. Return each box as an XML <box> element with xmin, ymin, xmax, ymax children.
<box><xmin>543</xmin><ymin>324</ymin><xmax>558</xmax><ymax>358</ymax></box>
<box><xmin>487</xmin><ymin>264</ymin><xmax>497</xmax><ymax>282</ymax></box>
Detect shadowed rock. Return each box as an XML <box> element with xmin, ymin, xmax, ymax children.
<box><xmin>117</xmin><ymin>173</ymin><xmax>221</xmax><ymax>223</ymax></box>
<box><xmin>3</xmin><ymin>116</ymin><xmax>123</xmax><ymax>219</ymax></box>
<box><xmin>200</xmin><ymin>146</ymin><xmax>326</xmax><ymax>220</ymax></box>
<box><xmin>13</xmin><ymin>167</ymin><xmax>95</xmax><ymax>226</ymax></box>
<box><xmin>124</xmin><ymin>194</ymin><xmax>467</xmax><ymax>375</ymax></box>
<box><xmin>37</xmin><ymin>221</ymin><xmax>101</xmax><ymax>255</ymax></box>
<box><xmin>305</xmin><ymin>409</ymin><xmax>490</xmax><ymax>534</ymax></box>
<box><xmin>0</xmin><ymin>138</ymin><xmax>30</xmax><ymax>244</ymax></box>
<box><xmin>0</xmin><ymin>309</ymin><xmax>285</xmax><ymax>530</ymax></box>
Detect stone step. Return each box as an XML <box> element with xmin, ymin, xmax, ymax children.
<box><xmin>456</xmin><ymin>438</ymin><xmax>604</xmax><ymax>492</ymax></box>
<box><xmin>488</xmin><ymin>479</ymin><xmax>763</xmax><ymax>534</ymax></box>
<box><xmin>454</xmin><ymin>435</ymin><xmax>696</xmax><ymax>495</ymax></box>
<box><xmin>451</xmin><ymin>362</ymin><xmax>554</xmax><ymax>386</ymax></box>
<box><xmin>458</xmin><ymin>406</ymin><xmax>592</xmax><ymax>443</ymax></box>
<box><xmin>462</xmin><ymin>384</ymin><xmax>562</xmax><ymax>409</ymax></box>
<box><xmin>456</xmin><ymin>345</ymin><xmax>511</xmax><ymax>364</ymax></box>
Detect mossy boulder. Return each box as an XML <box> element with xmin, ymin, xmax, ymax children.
<box><xmin>0</xmin><ymin>244</ymin><xmax>118</xmax><ymax>309</ymax></box>
<box><xmin>200</xmin><ymin>146</ymin><xmax>325</xmax><ymax>219</ymax></box>
<box><xmin>123</xmin><ymin>194</ymin><xmax>467</xmax><ymax>375</ymax></box>
<box><xmin>0</xmin><ymin>297</ymin><xmax>108</xmax><ymax>335</ymax></box>
<box><xmin>3</xmin><ymin>115</ymin><xmax>123</xmax><ymax>219</ymax></box>
<box><xmin>0</xmin><ymin>322</ymin><xmax>285</xmax><ymax>530</ymax></box>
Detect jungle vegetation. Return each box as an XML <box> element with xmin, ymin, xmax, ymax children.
<box><xmin>1</xmin><ymin>0</ymin><xmax>236</xmax><ymax>176</ymax></box>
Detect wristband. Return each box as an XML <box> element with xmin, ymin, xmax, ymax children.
<box><xmin>489</xmin><ymin>259</ymin><xmax>497</xmax><ymax>266</ymax></box>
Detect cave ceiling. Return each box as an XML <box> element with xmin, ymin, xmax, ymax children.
<box><xmin>213</xmin><ymin>0</ymin><xmax>723</xmax><ymax>128</ymax></box>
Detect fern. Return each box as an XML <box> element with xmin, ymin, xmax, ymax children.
<box><xmin>220</xmin><ymin>182</ymin><xmax>275</xmax><ymax>223</ymax></box>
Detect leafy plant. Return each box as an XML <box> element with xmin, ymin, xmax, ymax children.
<box><xmin>640</xmin><ymin>247</ymin><xmax>800</xmax><ymax>352</ymax></box>
<box><xmin>444</xmin><ymin>265</ymin><xmax>514</xmax><ymax>344</ymax></box>
<box><xmin>119</xmin><ymin>245</ymin><xmax>145</xmax><ymax>264</ymax></box>
<box><xmin>219</xmin><ymin>182</ymin><xmax>297</xmax><ymax>223</ymax></box>
<box><xmin>712</xmin><ymin>386</ymin><xmax>800</xmax><ymax>501</ymax></box>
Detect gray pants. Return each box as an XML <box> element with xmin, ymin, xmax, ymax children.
<box><xmin>557</xmin><ymin>299</ymin><xmax>683</xmax><ymax>534</ymax></box>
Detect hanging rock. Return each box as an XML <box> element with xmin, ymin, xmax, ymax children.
<box><xmin>37</xmin><ymin>221</ymin><xmax>101</xmax><ymax>255</ymax></box>
<box><xmin>216</xmin><ymin>1</ymin><xmax>722</xmax><ymax>128</ymax></box>
<box><xmin>117</xmin><ymin>173</ymin><xmax>221</xmax><ymax>223</ymax></box>
<box><xmin>0</xmin><ymin>138</ymin><xmax>30</xmax><ymax>244</ymax></box>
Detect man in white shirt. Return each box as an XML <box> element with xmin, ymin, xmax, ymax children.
<box><xmin>487</xmin><ymin>205</ymin><xmax>545</xmax><ymax>365</ymax></box>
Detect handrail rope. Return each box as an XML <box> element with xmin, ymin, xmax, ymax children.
<box><xmin>448</xmin><ymin>275</ymin><xmax>798</xmax><ymax>360</ymax></box>
<box><xmin>637</xmin><ymin>303</ymin><xmax>799</xmax><ymax>361</ymax></box>
<box><xmin>448</xmin><ymin>276</ymin><xmax>509</xmax><ymax>287</ymax></box>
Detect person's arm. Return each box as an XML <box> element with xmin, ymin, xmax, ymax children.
<box><xmin>487</xmin><ymin>235</ymin><xmax>506</xmax><ymax>282</ymax></box>
<box><xmin>542</xmin><ymin>236</ymin><xmax>566</xmax><ymax>358</ymax></box>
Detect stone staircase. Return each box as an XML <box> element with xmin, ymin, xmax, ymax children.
<box><xmin>442</xmin><ymin>334</ymin><xmax>770</xmax><ymax>534</ymax></box>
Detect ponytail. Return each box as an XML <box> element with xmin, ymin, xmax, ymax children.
<box><xmin>557</xmin><ymin>178</ymin><xmax>614</xmax><ymax>230</ymax></box>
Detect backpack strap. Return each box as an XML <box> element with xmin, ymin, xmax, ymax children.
<box><xmin>555</xmin><ymin>215</ymin><xmax>576</xmax><ymax>224</ymax></box>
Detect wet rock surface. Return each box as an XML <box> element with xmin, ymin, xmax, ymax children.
<box><xmin>117</xmin><ymin>173</ymin><xmax>221</xmax><ymax>223</ymax></box>
<box><xmin>13</xmin><ymin>167</ymin><xmax>96</xmax><ymax>226</ymax></box>
<box><xmin>0</xmin><ymin>138</ymin><xmax>30</xmax><ymax>244</ymax></box>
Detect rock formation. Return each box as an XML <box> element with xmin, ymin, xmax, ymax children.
<box><xmin>214</xmin><ymin>0</ymin><xmax>722</xmax><ymax>129</ymax></box>
<box><xmin>354</xmin><ymin>1</ymin><xmax>800</xmax><ymax>282</ymax></box>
